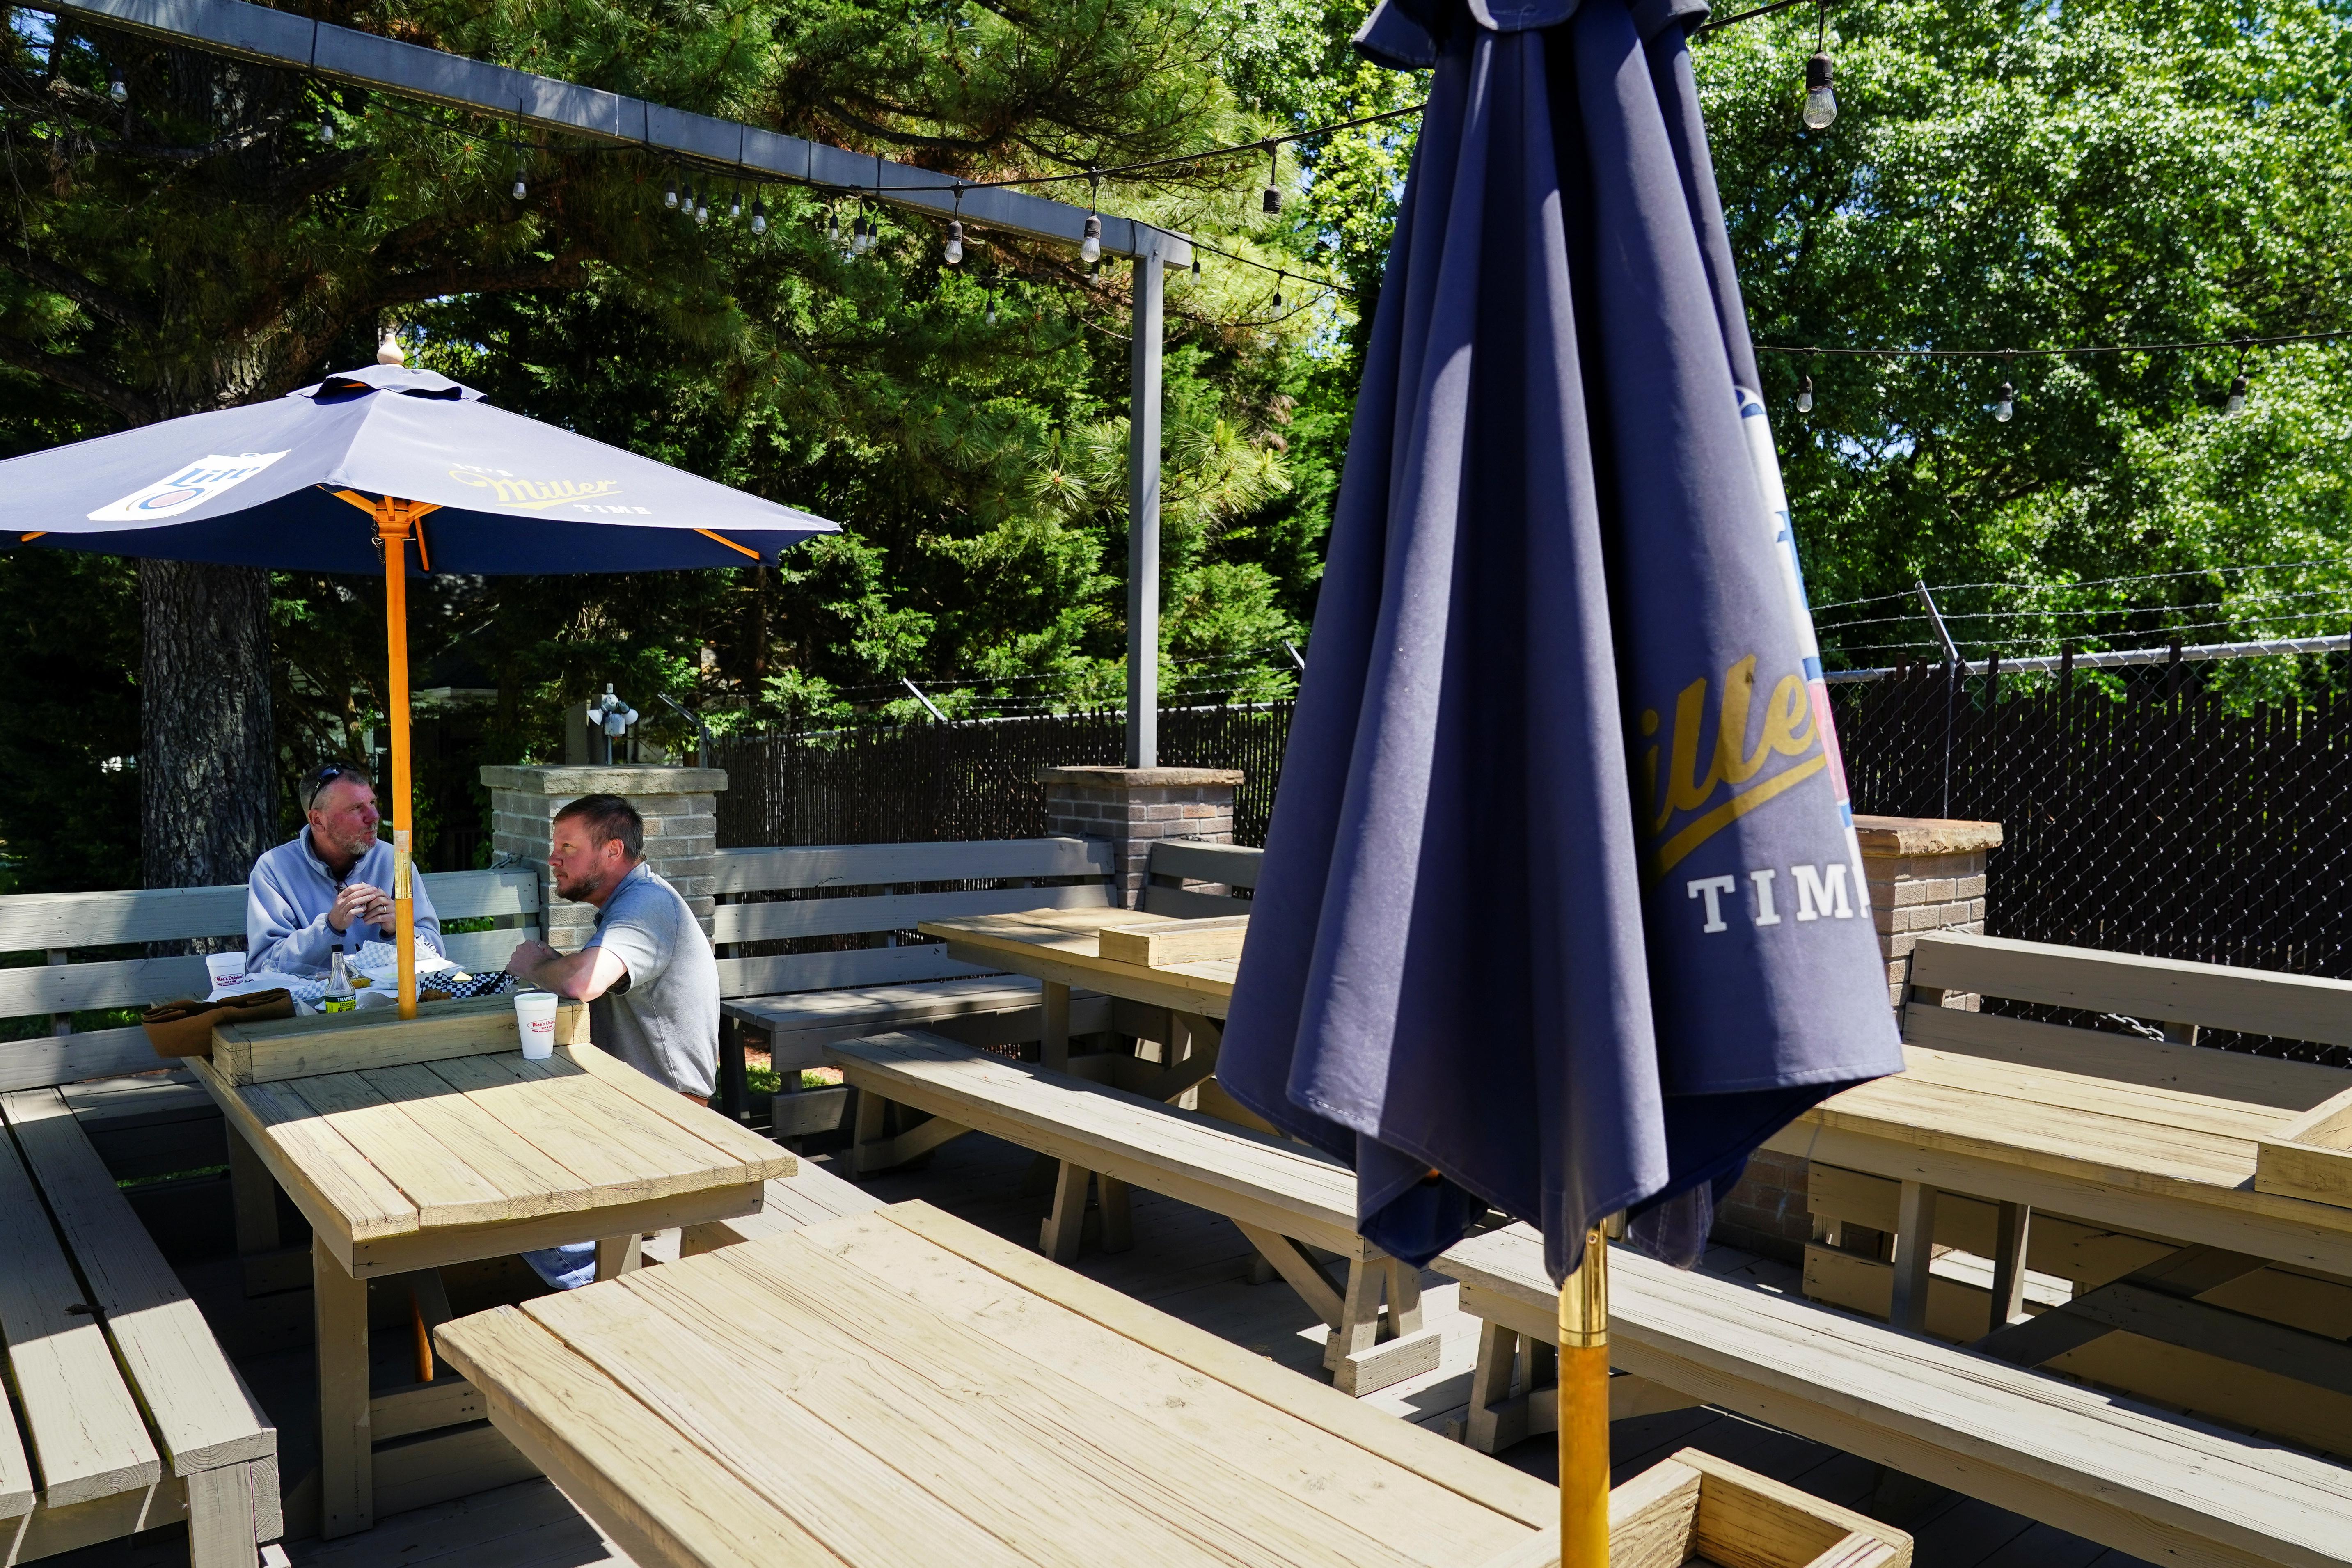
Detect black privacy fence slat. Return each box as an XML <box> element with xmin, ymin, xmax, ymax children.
<box><xmin>713</xmin><ymin>657</ymin><xmax>2352</xmax><ymax>1029</ymax></box>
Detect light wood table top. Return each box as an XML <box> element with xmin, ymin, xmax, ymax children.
<box><xmin>918</xmin><ymin>906</ymin><xmax>1239</xmax><ymax>1019</ymax></box>
<box><xmin>192</xmin><ymin>1042</ymin><xmax>793</xmax><ymax>1277</ymax></box>
<box><xmin>436</xmin><ymin>1199</ymin><xmax>1555</xmax><ymax>1568</ymax></box>
<box><xmin>1767</xmin><ymin>1041</ymin><xmax>2352</xmax><ymax>1276</ymax></box>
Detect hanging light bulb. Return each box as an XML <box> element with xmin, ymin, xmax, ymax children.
<box><xmin>1080</xmin><ymin>213</ymin><xmax>1101</xmax><ymax>265</ymax></box>
<box><xmin>1272</xmin><ymin>272</ymin><xmax>1285</xmax><ymax>309</ymax></box>
<box><xmin>826</xmin><ymin>205</ymin><xmax>840</xmax><ymax>243</ymax></box>
<box><xmin>1262</xmin><ymin>143</ymin><xmax>1282</xmax><ymax>214</ymax></box>
<box><xmin>851</xmin><ymin>212</ymin><xmax>872</xmax><ymax>256</ymax></box>
<box><xmin>1796</xmin><ymin>374</ymin><xmax>1815</xmax><ymax>414</ymax></box>
<box><xmin>696</xmin><ymin>197</ymin><xmax>711</xmax><ymax>227</ymax></box>
<box><xmin>750</xmin><ymin>196</ymin><xmax>767</xmax><ymax>236</ymax></box>
<box><xmin>1994</xmin><ymin>381</ymin><xmax>2015</xmax><ymax>423</ymax></box>
<box><xmin>1803</xmin><ymin>53</ymin><xmax>1837</xmax><ymax>128</ymax></box>
<box><xmin>2227</xmin><ymin>373</ymin><xmax>2250</xmax><ymax>414</ymax></box>
<box><xmin>320</xmin><ymin>119</ymin><xmax>336</xmax><ymax>145</ymax></box>
<box><xmin>1801</xmin><ymin>0</ymin><xmax>1838</xmax><ymax>129</ymax></box>
<box><xmin>985</xmin><ymin>291</ymin><xmax>998</xmax><ymax>326</ymax></box>
<box><xmin>945</xmin><ymin>219</ymin><xmax>964</xmax><ymax>265</ymax></box>
<box><xmin>512</xmin><ymin>155</ymin><xmax>528</xmax><ymax>202</ymax></box>
<box><xmin>1192</xmin><ymin>255</ymin><xmax>1201</xmax><ymax>277</ymax></box>
<box><xmin>664</xmin><ymin>181</ymin><xmax>679</xmax><ymax>211</ymax></box>
<box><xmin>729</xmin><ymin>190</ymin><xmax>742</xmax><ymax>221</ymax></box>
<box><xmin>108</xmin><ymin>69</ymin><xmax>126</xmax><ymax>105</ymax></box>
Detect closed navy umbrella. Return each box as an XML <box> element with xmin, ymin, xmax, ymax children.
<box><xmin>1216</xmin><ymin>0</ymin><xmax>1902</xmax><ymax>1549</ymax></box>
<box><xmin>3</xmin><ymin>344</ymin><xmax>836</xmax><ymax>1014</ymax></box>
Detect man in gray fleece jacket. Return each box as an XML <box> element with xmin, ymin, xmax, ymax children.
<box><xmin>246</xmin><ymin>762</ymin><xmax>444</xmax><ymax>976</ymax></box>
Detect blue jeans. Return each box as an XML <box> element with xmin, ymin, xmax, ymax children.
<box><xmin>520</xmin><ymin>1241</ymin><xmax>597</xmax><ymax>1291</ymax></box>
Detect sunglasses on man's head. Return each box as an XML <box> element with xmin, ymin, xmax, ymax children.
<box><xmin>304</xmin><ymin>764</ymin><xmax>357</xmax><ymax>811</ymax></box>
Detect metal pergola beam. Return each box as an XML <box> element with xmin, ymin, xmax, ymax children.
<box><xmin>41</xmin><ymin>0</ymin><xmax>1186</xmax><ymax>765</ymax></box>
<box><xmin>47</xmin><ymin>0</ymin><xmax>1189</xmax><ymax>266</ymax></box>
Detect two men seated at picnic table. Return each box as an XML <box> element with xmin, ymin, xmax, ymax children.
<box><xmin>249</xmin><ymin>773</ymin><xmax>721</xmax><ymax>1293</ymax></box>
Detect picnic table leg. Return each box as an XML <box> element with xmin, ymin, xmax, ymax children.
<box><xmin>595</xmin><ymin>1234</ymin><xmax>644</xmax><ymax>1280</ymax></box>
<box><xmin>1040</xmin><ymin>982</ymin><xmax>1071</xmax><ymax>1073</ymax></box>
<box><xmin>1097</xmin><ymin>1175</ymin><xmax>1133</xmax><ymax>1253</ymax></box>
<box><xmin>1040</xmin><ymin>1161</ymin><xmax>1090</xmax><ymax>1262</ymax></box>
<box><xmin>185</xmin><ymin>1459</ymin><xmax>272</xmax><ymax>1568</ymax></box>
<box><xmin>314</xmin><ymin>1236</ymin><xmax>373</xmax><ymax>1538</ymax></box>
<box><xmin>1889</xmin><ymin>1181</ymin><xmax>1939</xmax><ymax>1335</ymax></box>
<box><xmin>1463</xmin><ymin>1321</ymin><xmax>1521</xmax><ymax>1453</ymax></box>
<box><xmin>225</xmin><ymin>1124</ymin><xmax>283</xmax><ymax>1298</ymax></box>
<box><xmin>1326</xmin><ymin>1243</ymin><xmax>1444</xmax><ymax>1396</ymax></box>
<box><xmin>1989</xmin><ymin>1202</ymin><xmax>2032</xmax><ymax>1335</ymax></box>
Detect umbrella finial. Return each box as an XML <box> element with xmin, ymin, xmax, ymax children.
<box><xmin>377</xmin><ymin>326</ymin><xmax>406</xmax><ymax>367</ymax></box>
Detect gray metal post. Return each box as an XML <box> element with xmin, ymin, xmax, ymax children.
<box><xmin>1126</xmin><ymin>234</ymin><xmax>1165</xmax><ymax>769</ymax></box>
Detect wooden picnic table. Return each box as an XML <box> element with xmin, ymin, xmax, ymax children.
<box><xmin>436</xmin><ymin>1198</ymin><xmax>1911</xmax><ymax>1568</ymax></box>
<box><xmin>186</xmin><ymin>1000</ymin><xmax>791</xmax><ymax>1539</ymax></box>
<box><xmin>918</xmin><ymin>906</ymin><xmax>1239</xmax><ymax>1080</ymax></box>
<box><xmin>1764</xmin><ymin>1041</ymin><xmax>2352</xmax><ymax>1281</ymax></box>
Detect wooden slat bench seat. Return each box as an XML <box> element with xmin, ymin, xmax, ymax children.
<box><xmin>826</xmin><ymin>1029</ymin><xmax>1445</xmax><ymax>1396</ymax></box>
<box><xmin>1437</xmin><ymin>1221</ymin><xmax>2352</xmax><ymax>1568</ymax></box>
<box><xmin>0</xmin><ymin>1087</ymin><xmax>278</xmax><ymax>1566</ymax></box>
<box><xmin>711</xmin><ymin>838</ymin><xmax>1123</xmax><ymax>1117</ymax></box>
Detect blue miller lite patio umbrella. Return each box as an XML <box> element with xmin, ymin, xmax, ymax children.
<box><xmin>1215</xmin><ymin>0</ymin><xmax>1905</xmax><ymax>1553</ymax></box>
<box><xmin>2</xmin><ymin>341</ymin><xmax>834</xmax><ymax>1015</ymax></box>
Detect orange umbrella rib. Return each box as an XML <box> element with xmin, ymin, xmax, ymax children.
<box><xmin>19</xmin><ymin>532</ymin><xmax>44</xmax><ymax>541</ymax></box>
<box><xmin>696</xmin><ymin>528</ymin><xmax>762</xmax><ymax>561</ymax></box>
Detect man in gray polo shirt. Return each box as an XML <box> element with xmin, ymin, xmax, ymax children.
<box><xmin>503</xmin><ymin>793</ymin><xmax>718</xmax><ymax>1101</ymax></box>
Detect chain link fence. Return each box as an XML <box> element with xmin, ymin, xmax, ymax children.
<box><xmin>712</xmin><ymin>647</ymin><xmax>2352</xmax><ymax>1060</ymax></box>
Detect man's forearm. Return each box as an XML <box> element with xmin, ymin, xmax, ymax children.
<box><xmin>515</xmin><ymin>948</ymin><xmax>612</xmax><ymax>1001</ymax></box>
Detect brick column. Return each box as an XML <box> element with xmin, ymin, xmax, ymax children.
<box><xmin>1037</xmin><ymin>766</ymin><xmax>1241</xmax><ymax>909</ymax></box>
<box><xmin>1855</xmin><ymin>815</ymin><xmax>2002</xmax><ymax>1009</ymax></box>
<box><xmin>1711</xmin><ymin>813</ymin><xmax>2002</xmax><ymax>1263</ymax></box>
<box><xmin>482</xmin><ymin>765</ymin><xmax>726</xmax><ymax>946</ymax></box>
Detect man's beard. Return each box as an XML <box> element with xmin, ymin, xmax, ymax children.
<box><xmin>554</xmin><ymin>866</ymin><xmax>609</xmax><ymax>904</ymax></box>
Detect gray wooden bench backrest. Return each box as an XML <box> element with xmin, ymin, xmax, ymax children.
<box><xmin>0</xmin><ymin>868</ymin><xmax>541</xmax><ymax>1093</ymax></box>
<box><xmin>1907</xmin><ymin>930</ymin><xmax>2352</xmax><ymax>1049</ymax></box>
<box><xmin>1141</xmin><ymin>839</ymin><xmax>1262</xmax><ymax>919</ymax></box>
<box><xmin>710</xmin><ymin>837</ymin><xmax>1117</xmax><ymax>999</ymax></box>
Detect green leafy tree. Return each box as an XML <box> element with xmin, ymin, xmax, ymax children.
<box><xmin>1695</xmin><ymin>0</ymin><xmax>2352</xmax><ymax>662</ymax></box>
<box><xmin>0</xmin><ymin>0</ymin><xmax>1315</xmax><ymax>886</ymax></box>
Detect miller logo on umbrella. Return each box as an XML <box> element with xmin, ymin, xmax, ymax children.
<box><xmin>447</xmin><ymin>464</ymin><xmax>629</xmax><ymax>511</ymax></box>
<box><xmin>88</xmin><ymin>451</ymin><xmax>291</xmax><ymax>521</ymax></box>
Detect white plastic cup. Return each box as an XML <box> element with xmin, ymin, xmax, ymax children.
<box><xmin>513</xmin><ymin>990</ymin><xmax>559</xmax><ymax>1059</ymax></box>
<box><xmin>204</xmin><ymin>952</ymin><xmax>247</xmax><ymax>992</ymax></box>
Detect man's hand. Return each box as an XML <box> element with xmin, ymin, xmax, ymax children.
<box><xmin>506</xmin><ymin>939</ymin><xmax>561</xmax><ymax>980</ymax></box>
<box><xmin>326</xmin><ymin>883</ymin><xmax>391</xmax><ymax>934</ymax></box>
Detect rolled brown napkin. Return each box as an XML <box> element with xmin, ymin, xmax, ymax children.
<box><xmin>140</xmin><ymin>987</ymin><xmax>295</xmax><ymax>1059</ymax></box>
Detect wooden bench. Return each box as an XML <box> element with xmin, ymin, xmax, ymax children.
<box><xmin>0</xmin><ymin>1086</ymin><xmax>279</xmax><ymax>1566</ymax></box>
<box><xmin>825</xmin><ymin>1030</ymin><xmax>1445</xmax><ymax>1396</ymax></box>
<box><xmin>1795</xmin><ymin>929</ymin><xmax>2352</xmax><ymax>1458</ymax></box>
<box><xmin>1438</xmin><ymin>1221</ymin><xmax>2352</xmax><ymax>1568</ymax></box>
<box><xmin>712</xmin><ymin>838</ymin><xmax>1128</xmax><ymax>1120</ymax></box>
<box><xmin>0</xmin><ymin>865</ymin><xmax>540</xmax><ymax>1564</ymax></box>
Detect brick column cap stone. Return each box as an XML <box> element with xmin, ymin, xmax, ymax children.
<box><xmin>479</xmin><ymin>765</ymin><xmax>728</xmax><ymax>795</ymax></box>
<box><xmin>1852</xmin><ymin>815</ymin><xmax>2002</xmax><ymax>856</ymax></box>
<box><xmin>1035</xmin><ymin>765</ymin><xmax>1244</xmax><ymax>788</ymax></box>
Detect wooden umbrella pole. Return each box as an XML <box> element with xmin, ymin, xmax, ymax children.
<box><xmin>376</xmin><ymin>504</ymin><xmax>418</xmax><ymax>1019</ymax></box>
<box><xmin>1559</xmin><ymin>1222</ymin><xmax>1610</xmax><ymax>1566</ymax></box>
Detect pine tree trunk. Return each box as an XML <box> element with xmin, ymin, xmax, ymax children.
<box><xmin>139</xmin><ymin>559</ymin><xmax>277</xmax><ymax>889</ymax></box>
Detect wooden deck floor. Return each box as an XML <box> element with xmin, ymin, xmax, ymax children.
<box><xmin>48</xmin><ymin>1126</ymin><xmax>2153</xmax><ymax>1568</ymax></box>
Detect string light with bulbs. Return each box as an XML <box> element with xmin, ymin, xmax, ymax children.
<box><xmin>1770</xmin><ymin>328</ymin><xmax>2352</xmax><ymax>422</ymax></box>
